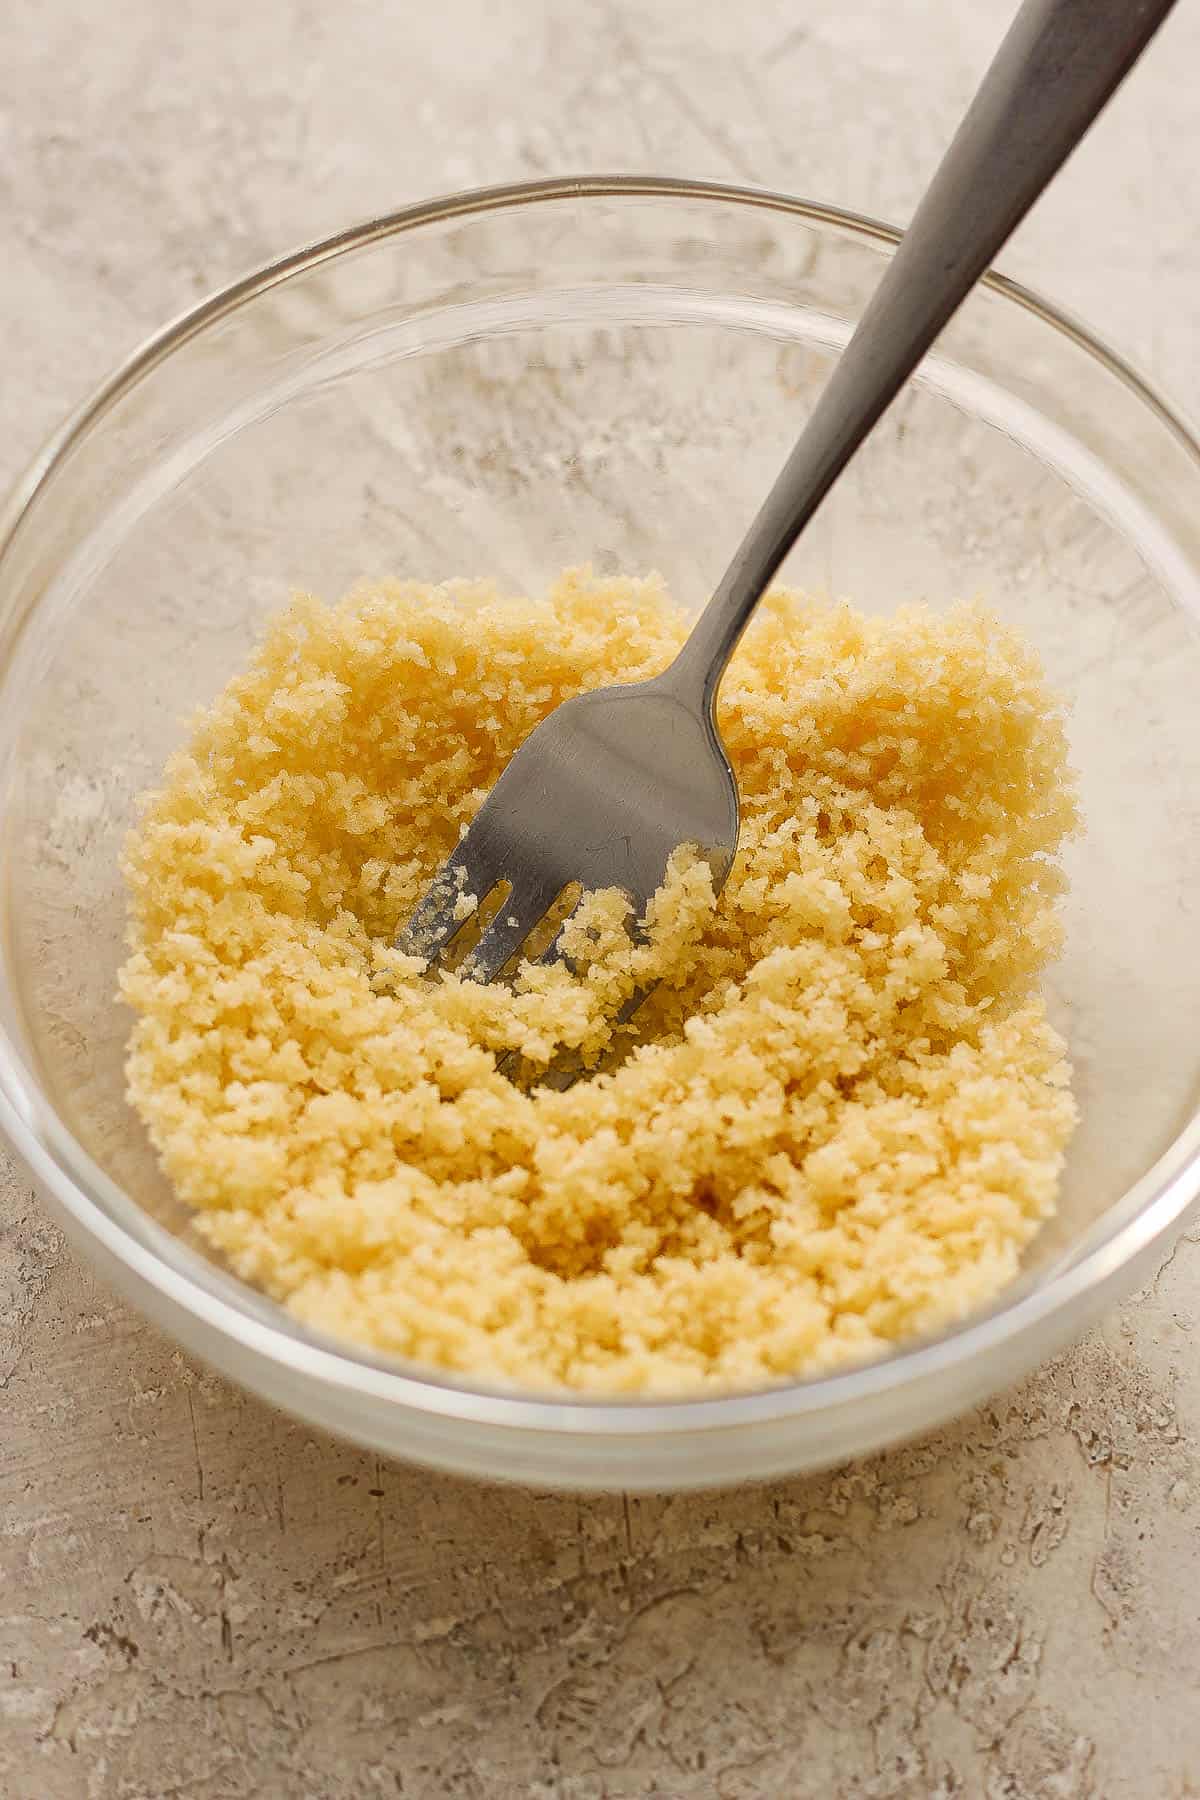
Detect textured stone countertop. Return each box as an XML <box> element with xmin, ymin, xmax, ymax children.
<box><xmin>3</xmin><ymin>3</ymin><xmax>1200</xmax><ymax>1795</ymax></box>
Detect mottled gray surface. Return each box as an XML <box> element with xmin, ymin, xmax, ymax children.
<box><xmin>3</xmin><ymin>2</ymin><xmax>1200</xmax><ymax>1794</ymax></box>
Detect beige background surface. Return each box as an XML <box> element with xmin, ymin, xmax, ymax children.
<box><xmin>3</xmin><ymin>2</ymin><xmax>1200</xmax><ymax>1795</ymax></box>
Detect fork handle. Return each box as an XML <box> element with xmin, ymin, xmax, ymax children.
<box><xmin>666</xmin><ymin>0</ymin><xmax>1177</xmax><ymax>711</ymax></box>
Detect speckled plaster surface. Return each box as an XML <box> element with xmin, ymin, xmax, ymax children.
<box><xmin>3</xmin><ymin>2</ymin><xmax>1200</xmax><ymax>1795</ymax></box>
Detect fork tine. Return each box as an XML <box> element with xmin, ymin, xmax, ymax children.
<box><xmin>460</xmin><ymin>883</ymin><xmax>554</xmax><ymax>984</ymax></box>
<box><xmin>526</xmin><ymin>902</ymin><xmax>581</xmax><ymax>975</ymax></box>
<box><xmin>396</xmin><ymin>844</ymin><xmax>479</xmax><ymax>965</ymax></box>
<box><xmin>488</xmin><ymin>889</ymin><xmax>585</xmax><ymax>1002</ymax></box>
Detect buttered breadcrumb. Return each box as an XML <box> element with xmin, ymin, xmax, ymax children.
<box><xmin>119</xmin><ymin>571</ymin><xmax>1077</xmax><ymax>1393</ymax></box>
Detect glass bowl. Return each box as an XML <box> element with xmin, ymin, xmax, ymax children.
<box><xmin>2</xmin><ymin>177</ymin><xmax>1199</xmax><ymax>1493</ymax></box>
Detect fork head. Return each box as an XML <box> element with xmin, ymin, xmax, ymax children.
<box><xmin>398</xmin><ymin>675</ymin><xmax>740</xmax><ymax>982</ymax></box>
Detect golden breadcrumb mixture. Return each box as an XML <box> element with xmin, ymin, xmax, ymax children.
<box><xmin>119</xmin><ymin>570</ymin><xmax>1077</xmax><ymax>1393</ymax></box>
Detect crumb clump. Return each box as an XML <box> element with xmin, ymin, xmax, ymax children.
<box><xmin>119</xmin><ymin>570</ymin><xmax>1078</xmax><ymax>1393</ymax></box>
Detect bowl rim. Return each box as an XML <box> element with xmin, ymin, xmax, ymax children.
<box><xmin>2</xmin><ymin>171</ymin><xmax>1199</xmax><ymax>1437</ymax></box>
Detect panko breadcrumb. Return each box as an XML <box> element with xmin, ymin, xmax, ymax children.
<box><xmin>119</xmin><ymin>570</ymin><xmax>1078</xmax><ymax>1393</ymax></box>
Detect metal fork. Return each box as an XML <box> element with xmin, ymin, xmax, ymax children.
<box><xmin>400</xmin><ymin>0</ymin><xmax>1176</xmax><ymax>985</ymax></box>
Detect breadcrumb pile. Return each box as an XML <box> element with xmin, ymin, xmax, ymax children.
<box><xmin>119</xmin><ymin>570</ymin><xmax>1077</xmax><ymax>1393</ymax></box>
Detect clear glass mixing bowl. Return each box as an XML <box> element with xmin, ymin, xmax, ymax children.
<box><xmin>2</xmin><ymin>177</ymin><xmax>1199</xmax><ymax>1491</ymax></box>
